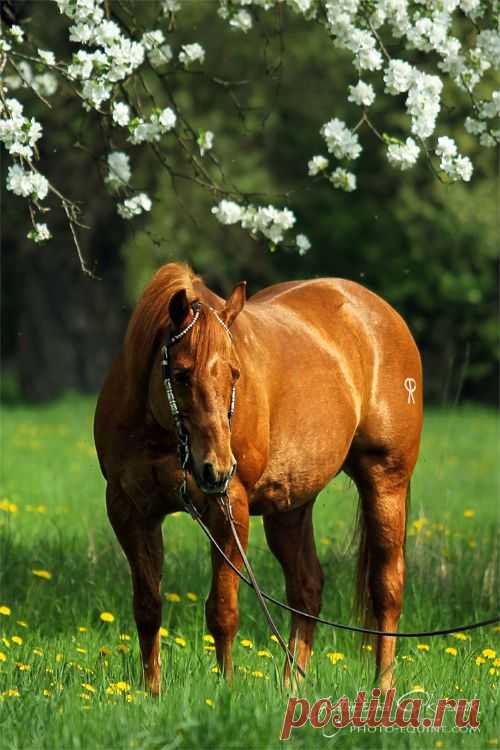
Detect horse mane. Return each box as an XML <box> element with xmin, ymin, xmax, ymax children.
<box><xmin>124</xmin><ymin>262</ymin><xmax>200</xmax><ymax>406</ymax></box>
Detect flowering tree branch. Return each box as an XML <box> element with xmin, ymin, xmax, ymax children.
<box><xmin>1</xmin><ymin>0</ymin><xmax>499</xmax><ymax>272</ymax></box>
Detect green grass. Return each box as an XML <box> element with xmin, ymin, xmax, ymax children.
<box><xmin>0</xmin><ymin>396</ymin><xmax>498</xmax><ymax>749</ymax></box>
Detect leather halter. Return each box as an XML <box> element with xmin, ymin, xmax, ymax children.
<box><xmin>161</xmin><ymin>301</ymin><xmax>236</xmax><ymax>495</ymax></box>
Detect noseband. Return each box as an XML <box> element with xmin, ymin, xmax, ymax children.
<box><xmin>161</xmin><ymin>301</ymin><xmax>236</xmax><ymax>503</ymax></box>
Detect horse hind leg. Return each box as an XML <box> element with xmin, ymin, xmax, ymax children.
<box><xmin>263</xmin><ymin>501</ymin><xmax>324</xmax><ymax>687</ymax></box>
<box><xmin>351</xmin><ymin>454</ymin><xmax>410</xmax><ymax>692</ymax></box>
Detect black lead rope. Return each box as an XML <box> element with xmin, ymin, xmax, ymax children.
<box><xmin>190</xmin><ymin>504</ymin><xmax>500</xmax><ymax>639</ymax></box>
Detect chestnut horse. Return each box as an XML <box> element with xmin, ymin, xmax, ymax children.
<box><xmin>94</xmin><ymin>262</ymin><xmax>423</xmax><ymax>695</ymax></box>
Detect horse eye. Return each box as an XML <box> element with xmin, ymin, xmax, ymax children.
<box><xmin>173</xmin><ymin>369</ymin><xmax>191</xmax><ymax>386</ymax></box>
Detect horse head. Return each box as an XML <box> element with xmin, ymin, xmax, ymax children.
<box><xmin>166</xmin><ymin>282</ymin><xmax>246</xmax><ymax>494</ymax></box>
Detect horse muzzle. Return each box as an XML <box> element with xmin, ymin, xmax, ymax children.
<box><xmin>196</xmin><ymin>460</ymin><xmax>237</xmax><ymax>495</ymax></box>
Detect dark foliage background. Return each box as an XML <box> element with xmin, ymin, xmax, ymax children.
<box><xmin>2</xmin><ymin>1</ymin><xmax>498</xmax><ymax>404</ymax></box>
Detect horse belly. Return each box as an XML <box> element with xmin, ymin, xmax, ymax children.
<box><xmin>250</xmin><ymin>379</ymin><xmax>357</xmax><ymax>512</ymax></box>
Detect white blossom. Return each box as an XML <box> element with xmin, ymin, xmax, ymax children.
<box><xmin>321</xmin><ymin>118</ymin><xmax>362</xmax><ymax>160</ymax></box>
<box><xmin>38</xmin><ymin>49</ymin><xmax>56</xmax><ymax>66</ymax></box>
<box><xmin>211</xmin><ymin>200</ymin><xmax>244</xmax><ymax>225</ymax></box>
<box><xmin>387</xmin><ymin>137</ymin><xmax>420</xmax><ymax>170</ymax></box>
<box><xmin>296</xmin><ymin>233</ymin><xmax>311</xmax><ymax>255</ymax></box>
<box><xmin>229</xmin><ymin>10</ymin><xmax>253</xmax><ymax>33</ymax></box>
<box><xmin>6</xmin><ymin>165</ymin><xmax>48</xmax><ymax>200</ymax></box>
<box><xmin>198</xmin><ymin>130</ymin><xmax>214</xmax><ymax>156</ymax></box>
<box><xmin>28</xmin><ymin>223</ymin><xmax>52</xmax><ymax>243</ymax></box>
<box><xmin>106</xmin><ymin>151</ymin><xmax>131</xmax><ymax>189</ymax></box>
<box><xmin>148</xmin><ymin>44</ymin><xmax>173</xmax><ymax>68</ymax></box>
<box><xmin>384</xmin><ymin>59</ymin><xmax>414</xmax><ymax>95</ymax></box>
<box><xmin>179</xmin><ymin>43</ymin><xmax>205</xmax><ymax>67</ymax></box>
<box><xmin>348</xmin><ymin>80</ymin><xmax>375</xmax><ymax>107</ymax></box>
<box><xmin>117</xmin><ymin>193</ymin><xmax>152</xmax><ymax>219</ymax></box>
<box><xmin>10</xmin><ymin>25</ymin><xmax>24</xmax><ymax>44</ymax></box>
<box><xmin>308</xmin><ymin>155</ymin><xmax>329</xmax><ymax>176</ymax></box>
<box><xmin>112</xmin><ymin>102</ymin><xmax>130</xmax><ymax>127</ymax></box>
<box><xmin>329</xmin><ymin>167</ymin><xmax>356</xmax><ymax>192</ymax></box>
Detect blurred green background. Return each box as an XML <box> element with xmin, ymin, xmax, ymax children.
<box><xmin>2</xmin><ymin>1</ymin><xmax>498</xmax><ymax>404</ymax></box>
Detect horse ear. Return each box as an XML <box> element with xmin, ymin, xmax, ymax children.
<box><xmin>221</xmin><ymin>281</ymin><xmax>246</xmax><ymax>328</ymax></box>
<box><xmin>169</xmin><ymin>288</ymin><xmax>191</xmax><ymax>328</ymax></box>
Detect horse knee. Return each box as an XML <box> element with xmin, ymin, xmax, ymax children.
<box><xmin>133</xmin><ymin>590</ymin><xmax>162</xmax><ymax>633</ymax></box>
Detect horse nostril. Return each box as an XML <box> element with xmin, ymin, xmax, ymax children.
<box><xmin>203</xmin><ymin>462</ymin><xmax>217</xmax><ymax>486</ymax></box>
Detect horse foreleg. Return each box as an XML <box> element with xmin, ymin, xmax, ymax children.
<box><xmin>106</xmin><ymin>483</ymin><xmax>164</xmax><ymax>696</ymax></box>
<box><xmin>263</xmin><ymin>502</ymin><xmax>324</xmax><ymax>687</ymax></box>
<box><xmin>205</xmin><ymin>487</ymin><xmax>249</xmax><ymax>683</ymax></box>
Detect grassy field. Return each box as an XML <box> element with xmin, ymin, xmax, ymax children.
<box><xmin>0</xmin><ymin>396</ymin><xmax>498</xmax><ymax>749</ymax></box>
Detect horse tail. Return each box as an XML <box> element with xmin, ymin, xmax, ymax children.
<box><xmin>353</xmin><ymin>481</ymin><xmax>411</xmax><ymax>636</ymax></box>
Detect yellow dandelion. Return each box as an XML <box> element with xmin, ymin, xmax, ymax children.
<box><xmin>0</xmin><ymin>652</ymin><xmax>7</xmax><ymax>662</ymax></box>
<box><xmin>463</xmin><ymin>509</ymin><xmax>475</xmax><ymax>518</ymax></box>
<box><xmin>270</xmin><ymin>634</ymin><xmax>279</xmax><ymax>643</ymax></box>
<box><xmin>119</xmin><ymin>633</ymin><xmax>131</xmax><ymax>641</ymax></box>
<box><xmin>401</xmin><ymin>655</ymin><xmax>414</xmax><ymax>662</ymax></box>
<box><xmin>0</xmin><ymin>499</ymin><xmax>17</xmax><ymax>513</ymax></box>
<box><xmin>186</xmin><ymin>592</ymin><xmax>198</xmax><ymax>602</ymax></box>
<box><xmin>362</xmin><ymin>644</ymin><xmax>373</xmax><ymax>652</ymax></box>
<box><xmin>175</xmin><ymin>637</ymin><xmax>186</xmax><ymax>647</ymax></box>
<box><xmin>475</xmin><ymin>656</ymin><xmax>486</xmax><ymax>665</ymax></box>
<box><xmin>99</xmin><ymin>646</ymin><xmax>111</xmax><ymax>656</ymax></box>
<box><xmin>203</xmin><ymin>634</ymin><xmax>214</xmax><ymax>644</ymax></box>
<box><xmin>125</xmin><ymin>693</ymin><xmax>134</xmax><ymax>703</ymax></box>
<box><xmin>35</xmin><ymin>505</ymin><xmax>47</xmax><ymax>513</ymax></box>
<box><xmin>327</xmin><ymin>652</ymin><xmax>345</xmax><ymax>664</ymax></box>
<box><xmin>205</xmin><ymin>698</ymin><xmax>215</xmax><ymax>708</ymax></box>
<box><xmin>79</xmin><ymin>692</ymin><xmax>91</xmax><ymax>700</ymax></box>
<box><xmin>2</xmin><ymin>638</ymin><xmax>10</xmax><ymax>647</ymax></box>
<box><xmin>165</xmin><ymin>593</ymin><xmax>181</xmax><ymax>603</ymax></box>
<box><xmin>33</xmin><ymin>648</ymin><xmax>43</xmax><ymax>657</ymax></box>
<box><xmin>240</xmin><ymin>639</ymin><xmax>253</xmax><ymax>649</ymax></box>
<box><xmin>435</xmin><ymin>742</ymin><xmax>444</xmax><ymax>748</ymax></box>
<box><xmin>417</xmin><ymin>644</ymin><xmax>430</xmax><ymax>652</ymax></box>
<box><xmin>319</xmin><ymin>537</ymin><xmax>330</xmax><ymax>545</ymax></box>
<box><xmin>116</xmin><ymin>644</ymin><xmax>129</xmax><ymax>654</ymax></box>
<box><xmin>445</xmin><ymin>647</ymin><xmax>458</xmax><ymax>656</ymax></box>
<box><xmin>413</xmin><ymin>517</ymin><xmax>428</xmax><ymax>531</ymax></box>
<box><xmin>488</xmin><ymin>668</ymin><xmax>497</xmax><ymax>676</ymax></box>
<box><xmin>42</xmin><ymin>689</ymin><xmax>51</xmax><ymax>697</ymax></box>
<box><xmin>204</xmin><ymin>645</ymin><xmax>215</xmax><ymax>652</ymax></box>
<box><xmin>32</xmin><ymin>569</ymin><xmax>52</xmax><ymax>580</ymax></box>
<box><xmin>3</xmin><ymin>688</ymin><xmax>20</xmax><ymax>698</ymax></box>
<box><xmin>451</xmin><ymin>632</ymin><xmax>470</xmax><ymax>641</ymax></box>
<box><xmin>0</xmin><ymin>606</ymin><xmax>12</xmax><ymax>616</ymax></box>
<box><xmin>493</xmin><ymin>658</ymin><xmax>500</xmax><ymax>667</ymax></box>
<box><xmin>78</xmin><ymin>627</ymin><xmax>88</xmax><ymax>633</ymax></box>
<box><xmin>113</xmin><ymin>681</ymin><xmax>130</xmax><ymax>692</ymax></box>
<box><xmin>82</xmin><ymin>683</ymin><xmax>96</xmax><ymax>693</ymax></box>
<box><xmin>483</xmin><ymin>649</ymin><xmax>496</xmax><ymax>659</ymax></box>
<box><xmin>159</xmin><ymin>627</ymin><xmax>169</xmax><ymax>638</ymax></box>
<box><xmin>11</xmin><ymin>636</ymin><xmax>23</xmax><ymax>646</ymax></box>
<box><xmin>76</xmin><ymin>647</ymin><xmax>87</xmax><ymax>654</ymax></box>
<box><xmin>99</xmin><ymin>612</ymin><xmax>114</xmax><ymax>623</ymax></box>
<box><xmin>257</xmin><ymin>649</ymin><xmax>272</xmax><ymax>658</ymax></box>
<box><xmin>251</xmin><ymin>670</ymin><xmax>265</xmax><ymax>678</ymax></box>
<box><xmin>55</xmin><ymin>653</ymin><xmax>63</xmax><ymax>663</ymax></box>
<box><xmin>15</xmin><ymin>662</ymin><xmax>30</xmax><ymax>671</ymax></box>
<box><xmin>411</xmin><ymin>685</ymin><xmax>425</xmax><ymax>693</ymax></box>
<box><xmin>211</xmin><ymin>665</ymin><xmax>220</xmax><ymax>674</ymax></box>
